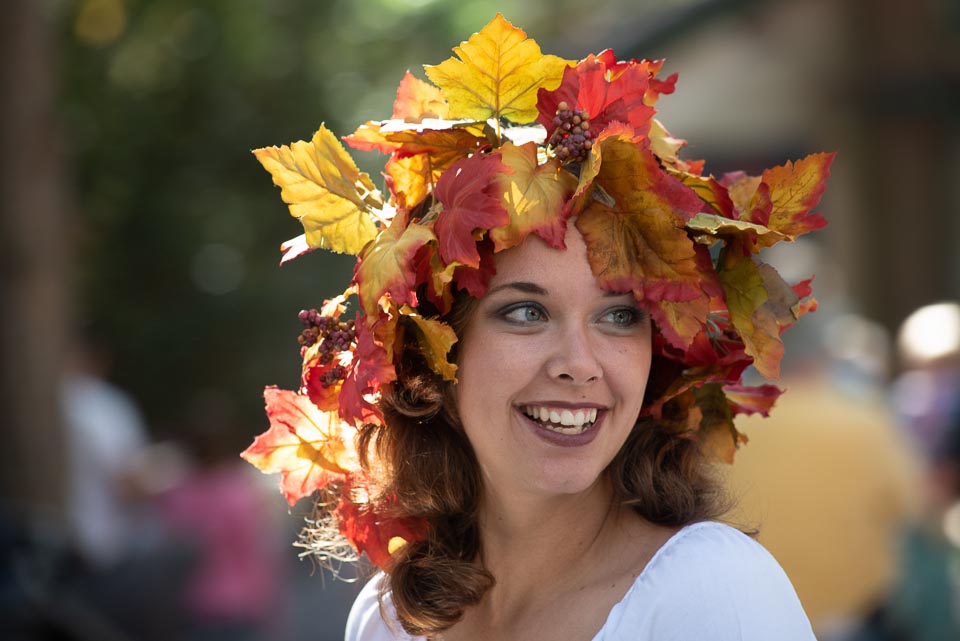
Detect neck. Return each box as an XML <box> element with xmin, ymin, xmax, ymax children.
<box><xmin>476</xmin><ymin>478</ymin><xmax>623</xmax><ymax>594</ymax></box>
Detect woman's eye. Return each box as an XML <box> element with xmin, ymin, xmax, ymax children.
<box><xmin>502</xmin><ymin>304</ymin><xmax>547</xmax><ymax>324</ymax></box>
<box><xmin>602</xmin><ymin>307</ymin><xmax>641</xmax><ymax>327</ymax></box>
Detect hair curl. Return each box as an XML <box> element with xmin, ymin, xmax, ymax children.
<box><xmin>356</xmin><ymin>294</ymin><xmax>726</xmax><ymax>637</ymax></box>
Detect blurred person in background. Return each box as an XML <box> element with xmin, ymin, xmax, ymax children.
<box><xmin>63</xmin><ymin>328</ymin><xmax>154</xmax><ymax>570</ymax></box>
<box><xmin>60</xmin><ymin>327</ymin><xmax>194</xmax><ymax>640</ymax></box>
<box><xmin>724</xmin><ymin>241</ymin><xmax>923</xmax><ymax>640</ymax></box>
<box><xmin>157</xmin><ymin>395</ymin><xmax>288</xmax><ymax>641</ymax></box>
<box><xmin>872</xmin><ymin>301</ymin><xmax>960</xmax><ymax>641</ymax></box>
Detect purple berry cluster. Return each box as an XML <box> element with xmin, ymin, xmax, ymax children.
<box><xmin>316</xmin><ymin>364</ymin><xmax>347</xmax><ymax>388</ymax></box>
<box><xmin>547</xmin><ymin>101</ymin><xmax>593</xmax><ymax>163</ymax></box>
<box><xmin>297</xmin><ymin>308</ymin><xmax>356</xmax><ymax>367</ymax></box>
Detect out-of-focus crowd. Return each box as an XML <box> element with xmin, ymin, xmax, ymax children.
<box><xmin>3</xmin><ymin>298</ymin><xmax>959</xmax><ymax>641</ymax></box>
<box><xmin>1</xmin><ymin>331</ymin><xmax>363</xmax><ymax>641</ymax></box>
<box><xmin>727</xmin><ymin>299</ymin><xmax>960</xmax><ymax>641</ymax></box>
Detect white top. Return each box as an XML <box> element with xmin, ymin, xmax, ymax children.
<box><xmin>63</xmin><ymin>373</ymin><xmax>151</xmax><ymax>566</ymax></box>
<box><xmin>345</xmin><ymin>521</ymin><xmax>815</xmax><ymax>641</ymax></box>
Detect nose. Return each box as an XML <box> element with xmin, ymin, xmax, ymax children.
<box><xmin>546</xmin><ymin>324</ymin><xmax>602</xmax><ymax>384</ymax></box>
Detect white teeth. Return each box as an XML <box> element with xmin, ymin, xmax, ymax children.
<box><xmin>521</xmin><ymin>405</ymin><xmax>599</xmax><ymax>435</ymax></box>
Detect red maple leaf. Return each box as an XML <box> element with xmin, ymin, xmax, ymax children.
<box><xmin>434</xmin><ymin>154</ymin><xmax>510</xmax><ymax>267</ymax></box>
<box><xmin>338</xmin><ymin>315</ymin><xmax>397</xmax><ymax>426</ymax></box>
<box><xmin>722</xmin><ymin>384</ymin><xmax>783</xmax><ymax>418</ymax></box>
<box><xmin>599</xmin><ymin>51</ymin><xmax>678</xmax><ymax>101</ymax></box>
<box><xmin>536</xmin><ymin>52</ymin><xmax>661</xmax><ymax>142</ymax></box>
<box><xmin>452</xmin><ymin>237</ymin><xmax>497</xmax><ymax>298</ymax></box>
<box><xmin>335</xmin><ymin>476</ymin><xmax>428</xmax><ymax>570</ymax></box>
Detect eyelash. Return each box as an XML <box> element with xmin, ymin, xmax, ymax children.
<box><xmin>498</xmin><ymin>303</ymin><xmax>645</xmax><ymax>328</ymax></box>
<box><xmin>602</xmin><ymin>307</ymin><xmax>643</xmax><ymax>327</ymax></box>
<box><xmin>500</xmin><ymin>303</ymin><xmax>548</xmax><ymax>324</ymax></box>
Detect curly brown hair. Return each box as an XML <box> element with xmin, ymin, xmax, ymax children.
<box><xmin>354</xmin><ymin>289</ymin><xmax>728</xmax><ymax>638</ymax></box>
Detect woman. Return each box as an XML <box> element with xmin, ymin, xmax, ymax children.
<box><xmin>243</xmin><ymin>14</ymin><xmax>832</xmax><ymax>640</ymax></box>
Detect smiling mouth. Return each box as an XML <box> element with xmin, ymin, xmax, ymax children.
<box><xmin>520</xmin><ymin>406</ymin><xmax>599</xmax><ymax>435</ymax></box>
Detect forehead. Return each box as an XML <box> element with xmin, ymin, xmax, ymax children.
<box><xmin>486</xmin><ymin>224</ymin><xmax>604</xmax><ymax>295</ymax></box>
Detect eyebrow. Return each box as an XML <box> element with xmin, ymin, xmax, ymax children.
<box><xmin>485</xmin><ymin>282</ymin><xmax>547</xmax><ymax>296</ymax></box>
<box><xmin>484</xmin><ymin>281</ymin><xmax>633</xmax><ymax>298</ymax></box>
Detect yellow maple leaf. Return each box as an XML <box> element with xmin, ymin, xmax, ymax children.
<box><xmin>490</xmin><ymin>142</ymin><xmax>577</xmax><ymax>251</ymax></box>
<box><xmin>424</xmin><ymin>13</ymin><xmax>570</xmax><ymax>124</ymax></box>
<box><xmin>253</xmin><ymin>125</ymin><xmax>382</xmax><ymax>255</ymax></box>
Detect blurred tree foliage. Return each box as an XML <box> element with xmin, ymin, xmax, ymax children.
<box><xmin>55</xmin><ymin>0</ymin><xmax>596</xmax><ymax>445</ymax></box>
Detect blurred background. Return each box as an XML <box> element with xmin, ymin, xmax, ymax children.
<box><xmin>1</xmin><ymin>0</ymin><xmax>958</xmax><ymax>639</ymax></box>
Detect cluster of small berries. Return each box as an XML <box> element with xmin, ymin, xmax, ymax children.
<box><xmin>315</xmin><ymin>364</ymin><xmax>347</xmax><ymax>388</ymax></box>
<box><xmin>297</xmin><ymin>309</ymin><xmax>356</xmax><ymax>365</ymax></box>
<box><xmin>547</xmin><ymin>101</ymin><xmax>593</xmax><ymax>163</ymax></box>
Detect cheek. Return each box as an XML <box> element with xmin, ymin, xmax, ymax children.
<box><xmin>613</xmin><ymin>343</ymin><xmax>652</xmax><ymax>408</ymax></box>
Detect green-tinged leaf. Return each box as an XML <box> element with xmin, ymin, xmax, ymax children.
<box><xmin>718</xmin><ymin>249</ymin><xmax>783</xmax><ymax>379</ymax></box>
<box><xmin>686</xmin><ymin>213</ymin><xmax>786</xmax><ymax>248</ymax></box>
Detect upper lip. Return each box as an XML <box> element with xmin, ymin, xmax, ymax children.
<box><xmin>515</xmin><ymin>401</ymin><xmax>607</xmax><ymax>409</ymax></box>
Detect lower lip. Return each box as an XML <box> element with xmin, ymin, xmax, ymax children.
<box><xmin>517</xmin><ymin>409</ymin><xmax>603</xmax><ymax>447</ymax></box>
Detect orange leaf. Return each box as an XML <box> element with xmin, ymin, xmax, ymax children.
<box><xmin>241</xmin><ymin>387</ymin><xmax>358</xmax><ymax>505</ymax></box>
<box><xmin>424</xmin><ymin>13</ymin><xmax>570</xmax><ymax>124</ymax></box>
<box><xmin>434</xmin><ymin>154</ymin><xmax>510</xmax><ymax>267</ymax></box>
<box><xmin>381</xmin><ymin>128</ymin><xmax>486</xmax><ymax>209</ymax></box>
<box><xmin>343</xmin><ymin>121</ymin><xmax>396</xmax><ymax>154</ymax></box>
<box><xmin>385</xmin><ymin>154</ymin><xmax>436</xmax><ymax>211</ymax></box>
<box><xmin>489</xmin><ymin>142</ymin><xmax>577</xmax><ymax>251</ymax></box>
<box><xmin>354</xmin><ymin>210</ymin><xmax>435</xmax><ymax>320</ymax></box>
<box><xmin>692</xmin><ymin>384</ymin><xmax>744</xmax><ymax>464</ymax></box>
<box><xmin>393</xmin><ymin>71</ymin><xmax>449</xmax><ymax>121</ymax></box>
<box><xmin>253</xmin><ymin>125</ymin><xmax>382</xmax><ymax>255</ymax></box>
<box><xmin>759</xmin><ymin>152</ymin><xmax>834</xmax><ymax>240</ymax></box>
<box><xmin>574</xmin><ymin>131</ymin><xmax>711</xmax><ymax>348</ymax></box>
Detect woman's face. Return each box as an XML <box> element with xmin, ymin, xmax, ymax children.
<box><xmin>455</xmin><ymin>224</ymin><xmax>652</xmax><ymax>501</ymax></box>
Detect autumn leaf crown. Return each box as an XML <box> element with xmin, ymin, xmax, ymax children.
<box><xmin>242</xmin><ymin>14</ymin><xmax>833</xmax><ymax>569</ymax></box>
